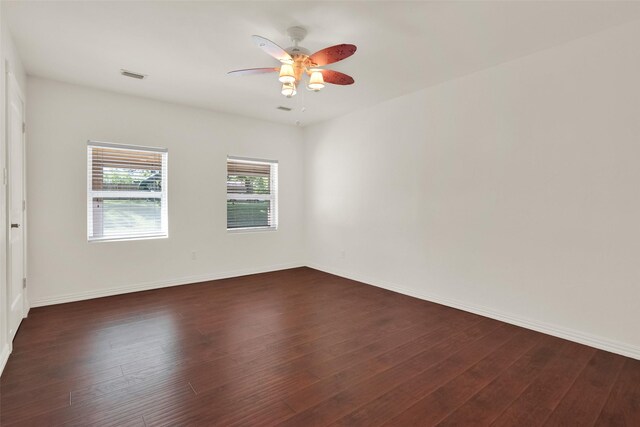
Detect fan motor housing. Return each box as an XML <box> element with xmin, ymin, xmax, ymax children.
<box><xmin>286</xmin><ymin>46</ymin><xmax>311</xmax><ymax>56</ymax></box>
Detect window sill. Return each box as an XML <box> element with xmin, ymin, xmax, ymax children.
<box><xmin>227</xmin><ymin>226</ymin><xmax>277</xmax><ymax>234</ymax></box>
<box><xmin>88</xmin><ymin>234</ymin><xmax>168</xmax><ymax>243</ymax></box>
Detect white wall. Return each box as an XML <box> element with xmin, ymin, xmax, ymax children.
<box><xmin>26</xmin><ymin>77</ymin><xmax>305</xmax><ymax>306</ymax></box>
<box><xmin>0</xmin><ymin>8</ymin><xmax>27</xmax><ymax>373</ymax></box>
<box><xmin>304</xmin><ymin>20</ymin><xmax>640</xmax><ymax>358</ymax></box>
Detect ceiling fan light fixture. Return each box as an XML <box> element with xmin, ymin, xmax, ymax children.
<box><xmin>308</xmin><ymin>70</ymin><xmax>325</xmax><ymax>91</ymax></box>
<box><xmin>281</xmin><ymin>82</ymin><xmax>297</xmax><ymax>97</ymax></box>
<box><xmin>278</xmin><ymin>64</ymin><xmax>295</xmax><ymax>84</ymax></box>
<box><xmin>229</xmin><ymin>30</ymin><xmax>356</xmax><ymax>99</ymax></box>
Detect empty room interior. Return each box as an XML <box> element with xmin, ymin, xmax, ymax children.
<box><xmin>1</xmin><ymin>1</ymin><xmax>640</xmax><ymax>425</ymax></box>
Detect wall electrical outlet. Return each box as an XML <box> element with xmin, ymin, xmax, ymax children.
<box><xmin>191</xmin><ymin>251</ymin><xmax>197</xmax><ymax>261</ymax></box>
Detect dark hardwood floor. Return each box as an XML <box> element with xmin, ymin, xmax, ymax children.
<box><xmin>1</xmin><ymin>267</ymin><xmax>638</xmax><ymax>426</ymax></box>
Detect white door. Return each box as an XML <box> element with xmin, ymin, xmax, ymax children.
<box><xmin>7</xmin><ymin>73</ymin><xmax>26</xmax><ymax>342</ymax></box>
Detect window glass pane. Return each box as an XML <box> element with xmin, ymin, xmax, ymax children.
<box><xmin>97</xmin><ymin>198</ymin><xmax>163</xmax><ymax>237</ymax></box>
<box><xmin>101</xmin><ymin>167</ymin><xmax>162</xmax><ymax>192</ymax></box>
<box><xmin>227</xmin><ymin>200</ymin><xmax>271</xmax><ymax>229</ymax></box>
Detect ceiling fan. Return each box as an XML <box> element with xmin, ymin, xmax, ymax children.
<box><xmin>228</xmin><ymin>26</ymin><xmax>356</xmax><ymax>98</ymax></box>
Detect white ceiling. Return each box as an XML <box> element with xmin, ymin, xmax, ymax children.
<box><xmin>5</xmin><ymin>1</ymin><xmax>640</xmax><ymax>126</ymax></box>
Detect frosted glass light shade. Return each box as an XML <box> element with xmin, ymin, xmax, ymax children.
<box><xmin>308</xmin><ymin>71</ymin><xmax>325</xmax><ymax>91</ymax></box>
<box><xmin>281</xmin><ymin>82</ymin><xmax>297</xmax><ymax>97</ymax></box>
<box><xmin>278</xmin><ymin>64</ymin><xmax>295</xmax><ymax>84</ymax></box>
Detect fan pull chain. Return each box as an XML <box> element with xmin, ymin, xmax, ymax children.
<box><xmin>301</xmin><ymin>82</ymin><xmax>307</xmax><ymax>113</ymax></box>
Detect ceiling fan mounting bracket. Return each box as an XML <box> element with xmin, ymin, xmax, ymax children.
<box><xmin>287</xmin><ymin>26</ymin><xmax>307</xmax><ymax>45</ymax></box>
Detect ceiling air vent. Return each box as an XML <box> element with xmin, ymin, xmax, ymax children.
<box><xmin>277</xmin><ymin>106</ymin><xmax>292</xmax><ymax>111</ymax></box>
<box><xmin>120</xmin><ymin>69</ymin><xmax>147</xmax><ymax>80</ymax></box>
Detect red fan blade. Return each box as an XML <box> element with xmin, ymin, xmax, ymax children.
<box><xmin>309</xmin><ymin>44</ymin><xmax>357</xmax><ymax>66</ymax></box>
<box><xmin>319</xmin><ymin>69</ymin><xmax>355</xmax><ymax>85</ymax></box>
<box><xmin>251</xmin><ymin>35</ymin><xmax>293</xmax><ymax>63</ymax></box>
<box><xmin>227</xmin><ymin>67</ymin><xmax>279</xmax><ymax>76</ymax></box>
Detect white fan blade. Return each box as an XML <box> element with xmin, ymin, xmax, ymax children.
<box><xmin>251</xmin><ymin>35</ymin><xmax>292</xmax><ymax>63</ymax></box>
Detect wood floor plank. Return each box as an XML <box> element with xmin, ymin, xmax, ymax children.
<box><xmin>0</xmin><ymin>366</ymin><xmax>124</xmax><ymax>425</ymax></box>
<box><xmin>543</xmin><ymin>350</ymin><xmax>626</xmax><ymax>425</ymax></box>
<box><xmin>90</xmin><ymin>414</ymin><xmax>147</xmax><ymax>427</ymax></box>
<box><xmin>120</xmin><ymin>300</ymin><xmax>435</xmax><ymax>390</ymax></box>
<box><xmin>1</xmin><ymin>267</ymin><xmax>637</xmax><ymax>426</ymax></box>
<box><xmin>331</xmin><ymin>329</ymin><xmax>549</xmax><ymax>427</ymax></box>
<box><xmin>1</xmin><ymin>339</ymin><xmax>167</xmax><ymax>389</ymax></box>
<box><xmin>277</xmin><ymin>322</ymin><xmax>516</xmax><ymax>427</ymax></box>
<box><xmin>595</xmin><ymin>358</ymin><xmax>640</xmax><ymax>425</ymax></box>
<box><xmin>434</xmin><ymin>334</ymin><xmax>564</xmax><ymax>426</ymax></box>
<box><xmin>491</xmin><ymin>341</ymin><xmax>597</xmax><ymax>426</ymax></box>
<box><xmin>11</xmin><ymin>377</ymin><xmax>196</xmax><ymax>426</ymax></box>
<box><xmin>0</xmin><ymin>364</ymin><xmax>123</xmax><ymax>400</ymax></box>
<box><xmin>142</xmin><ymin>368</ymin><xmax>309</xmax><ymax>426</ymax></box>
<box><xmin>284</xmin><ymin>315</ymin><xmax>492</xmax><ymax>414</ymax></box>
<box><xmin>379</xmin><ymin>329</ymin><xmax>541</xmax><ymax>426</ymax></box>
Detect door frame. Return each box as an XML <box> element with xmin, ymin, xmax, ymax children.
<box><xmin>5</xmin><ymin>67</ymin><xmax>28</xmax><ymax>338</ymax></box>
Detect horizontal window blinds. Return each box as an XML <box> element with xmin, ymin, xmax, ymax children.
<box><xmin>88</xmin><ymin>142</ymin><xmax>168</xmax><ymax>241</ymax></box>
<box><xmin>227</xmin><ymin>157</ymin><xmax>278</xmax><ymax>230</ymax></box>
<box><xmin>227</xmin><ymin>161</ymin><xmax>270</xmax><ymax>177</ymax></box>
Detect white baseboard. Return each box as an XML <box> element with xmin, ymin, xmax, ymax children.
<box><xmin>308</xmin><ymin>263</ymin><xmax>640</xmax><ymax>361</ymax></box>
<box><xmin>31</xmin><ymin>262</ymin><xmax>304</xmax><ymax>308</ymax></box>
<box><xmin>28</xmin><ymin>261</ymin><xmax>640</xmax><ymax>361</ymax></box>
<box><xmin>0</xmin><ymin>343</ymin><xmax>11</xmax><ymax>377</ymax></box>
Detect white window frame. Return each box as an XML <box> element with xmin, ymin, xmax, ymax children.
<box><xmin>87</xmin><ymin>141</ymin><xmax>169</xmax><ymax>242</ymax></box>
<box><xmin>227</xmin><ymin>156</ymin><xmax>278</xmax><ymax>232</ymax></box>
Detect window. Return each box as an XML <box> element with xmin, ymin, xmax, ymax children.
<box><xmin>87</xmin><ymin>141</ymin><xmax>168</xmax><ymax>241</ymax></box>
<box><xmin>227</xmin><ymin>157</ymin><xmax>278</xmax><ymax>231</ymax></box>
